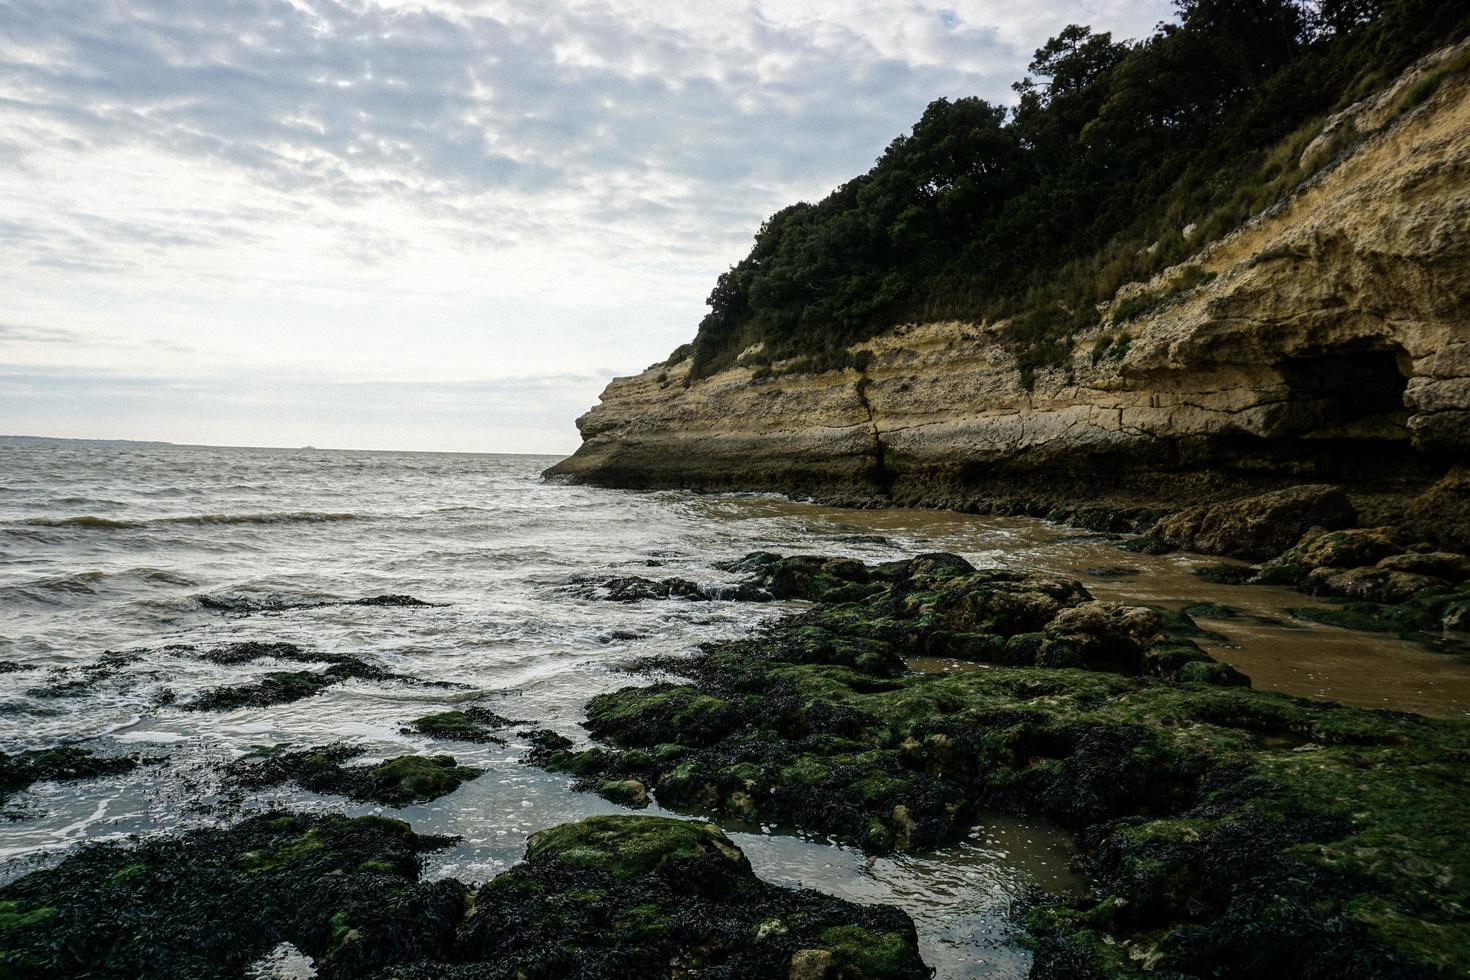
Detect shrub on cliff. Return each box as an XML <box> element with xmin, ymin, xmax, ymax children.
<box><xmin>688</xmin><ymin>0</ymin><xmax>1470</xmax><ymax>379</ymax></box>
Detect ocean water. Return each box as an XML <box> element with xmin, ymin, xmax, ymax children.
<box><xmin>3</xmin><ymin>438</ymin><xmax>1466</xmax><ymax>978</ymax></box>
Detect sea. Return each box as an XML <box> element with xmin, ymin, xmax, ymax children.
<box><xmin>3</xmin><ymin>438</ymin><xmax>1467</xmax><ymax>978</ymax></box>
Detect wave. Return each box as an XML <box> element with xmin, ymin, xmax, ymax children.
<box><xmin>17</xmin><ymin>515</ymin><xmax>146</xmax><ymax>529</ymax></box>
<box><xmin>16</xmin><ymin>511</ymin><xmax>361</xmax><ymax>530</ymax></box>
<box><xmin>158</xmin><ymin>511</ymin><xmax>360</xmax><ymax>527</ymax></box>
<box><xmin>0</xmin><ymin>567</ymin><xmax>200</xmax><ymax>605</ymax></box>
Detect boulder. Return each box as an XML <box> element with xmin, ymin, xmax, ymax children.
<box><xmin>1405</xmin><ymin>466</ymin><xmax>1470</xmax><ymax>552</ymax></box>
<box><xmin>1376</xmin><ymin>551</ymin><xmax>1470</xmax><ymax>583</ymax></box>
<box><xmin>1151</xmin><ymin>485</ymin><xmax>1356</xmax><ymax>561</ymax></box>
<box><xmin>1255</xmin><ymin>526</ymin><xmax>1405</xmax><ymax>585</ymax></box>
<box><xmin>1302</xmin><ymin>566</ymin><xmax>1449</xmax><ymax>604</ymax></box>
<box><xmin>1041</xmin><ymin>601</ymin><xmax>1161</xmax><ymax>671</ymax></box>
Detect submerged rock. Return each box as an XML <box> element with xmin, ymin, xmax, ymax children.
<box><xmin>227</xmin><ymin>744</ymin><xmax>481</xmax><ymax>805</ymax></box>
<box><xmin>0</xmin><ymin>747</ymin><xmax>140</xmax><ymax>809</ymax></box>
<box><xmin>184</xmin><ymin>644</ymin><xmax>443</xmax><ymax>711</ymax></box>
<box><xmin>0</xmin><ymin>812</ymin><xmax>928</xmax><ymax>979</ymax></box>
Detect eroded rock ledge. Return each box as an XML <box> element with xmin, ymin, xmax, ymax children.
<box><xmin>548</xmin><ymin>47</ymin><xmax>1470</xmax><ymax>548</ymax></box>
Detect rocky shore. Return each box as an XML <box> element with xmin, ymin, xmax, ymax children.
<box><xmin>547</xmin><ymin>43</ymin><xmax>1470</xmax><ymax>553</ymax></box>
<box><xmin>528</xmin><ymin>551</ymin><xmax>1470</xmax><ymax>978</ymax></box>
<box><xmin>0</xmin><ymin>811</ymin><xmax>926</xmax><ymax>979</ymax></box>
<box><xmin>3</xmin><ymin>539</ymin><xmax>1468</xmax><ymax>977</ymax></box>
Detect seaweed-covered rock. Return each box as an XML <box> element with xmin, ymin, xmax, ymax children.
<box><xmin>1302</xmin><ymin>565</ymin><xmax>1449</xmax><ymax>604</ymax></box>
<box><xmin>1040</xmin><ymin>601</ymin><xmax>1160</xmax><ymax>671</ymax></box>
<box><xmin>404</xmin><ymin>707</ymin><xmax>526</xmax><ymax>744</ymax></box>
<box><xmin>1194</xmin><ymin>563</ymin><xmax>1258</xmax><ymax>585</ymax></box>
<box><xmin>725</xmin><ymin>551</ymin><xmax>892</xmax><ymax>603</ymax></box>
<box><xmin>1290</xmin><ymin>601</ymin><xmax>1441</xmax><ymax>636</ymax></box>
<box><xmin>0</xmin><ymin>810</ymin><xmax>928</xmax><ymax>979</ymax></box>
<box><xmin>0</xmin><ymin>811</ymin><xmax>463</xmax><ymax>979</ymax></box>
<box><xmin>1254</xmin><ymin>526</ymin><xmax>1405</xmax><ymax>586</ymax></box>
<box><xmin>184</xmin><ymin>646</ymin><xmax>431</xmax><ymax>711</ymax></box>
<box><xmin>0</xmin><ymin>747</ymin><xmax>139</xmax><ymax>808</ymax></box>
<box><xmin>1151</xmin><ymin>485</ymin><xmax>1356</xmax><ymax>561</ymax></box>
<box><xmin>568</xmin><ymin>574</ymin><xmax>713</xmax><ymax>602</ymax></box>
<box><xmin>442</xmin><ymin>815</ymin><xmax>929</xmax><ymax>979</ymax></box>
<box><xmin>1376</xmin><ymin>551</ymin><xmax>1470</xmax><ymax>583</ymax></box>
<box><xmin>227</xmin><ymin>744</ymin><xmax>481</xmax><ymax>805</ymax></box>
<box><xmin>530</xmin><ymin>552</ymin><xmax>1470</xmax><ymax>977</ymax></box>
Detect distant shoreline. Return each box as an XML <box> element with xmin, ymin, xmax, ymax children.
<box><xmin>0</xmin><ymin>434</ymin><xmax>560</xmax><ymax>457</ymax></box>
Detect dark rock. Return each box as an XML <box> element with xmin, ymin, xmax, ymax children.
<box><xmin>1152</xmin><ymin>484</ymin><xmax>1356</xmax><ymax>561</ymax></box>
<box><xmin>1082</xmin><ymin>566</ymin><xmax>1141</xmax><ymax>578</ymax></box>
<box><xmin>0</xmin><ymin>811</ymin><xmax>463</xmax><ymax>979</ymax></box>
<box><xmin>568</xmin><ymin>574</ymin><xmax>711</xmax><ymax>602</ymax></box>
<box><xmin>404</xmin><ymin>707</ymin><xmax>526</xmax><ymax>744</ymax></box>
<box><xmin>0</xmin><ymin>747</ymin><xmax>139</xmax><ymax>808</ymax></box>
<box><xmin>0</xmin><ymin>811</ymin><xmax>929</xmax><ymax>979</ymax></box>
<box><xmin>346</xmin><ymin>594</ymin><xmax>440</xmax><ymax>607</ymax></box>
<box><xmin>227</xmin><ymin>744</ymin><xmax>481</xmax><ymax>805</ymax></box>
<box><xmin>1195</xmin><ymin>563</ymin><xmax>1259</xmax><ymax>585</ymax></box>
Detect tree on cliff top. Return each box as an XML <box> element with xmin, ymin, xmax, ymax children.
<box><xmin>686</xmin><ymin>0</ymin><xmax>1470</xmax><ymax>380</ymax></box>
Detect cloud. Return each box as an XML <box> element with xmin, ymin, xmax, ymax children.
<box><xmin>0</xmin><ymin>0</ymin><xmax>1174</xmax><ymax>450</ymax></box>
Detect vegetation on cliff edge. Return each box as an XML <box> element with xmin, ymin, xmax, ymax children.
<box><xmin>686</xmin><ymin>0</ymin><xmax>1470</xmax><ymax>381</ymax></box>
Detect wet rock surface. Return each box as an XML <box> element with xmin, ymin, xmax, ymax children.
<box><xmin>197</xmin><ymin>593</ymin><xmax>443</xmax><ymax>614</ymax></box>
<box><xmin>182</xmin><ymin>642</ymin><xmax>452</xmax><ymax>711</ymax></box>
<box><xmin>527</xmin><ymin>552</ymin><xmax>1470</xmax><ymax>978</ymax></box>
<box><xmin>0</xmin><ymin>747</ymin><xmax>140</xmax><ymax>811</ymax></box>
<box><xmin>226</xmin><ymin>744</ymin><xmax>483</xmax><ymax>805</ymax></box>
<box><xmin>0</xmin><ymin>812</ymin><xmax>927</xmax><ymax>979</ymax></box>
<box><xmin>1151</xmin><ymin>485</ymin><xmax>1357</xmax><ymax>562</ymax></box>
<box><xmin>403</xmin><ymin>707</ymin><xmax>527</xmax><ymax>744</ymax></box>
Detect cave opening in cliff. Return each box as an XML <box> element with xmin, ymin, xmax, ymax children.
<box><xmin>1278</xmin><ymin>346</ymin><xmax>1412</xmax><ymax>443</ymax></box>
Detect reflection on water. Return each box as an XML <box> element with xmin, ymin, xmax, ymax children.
<box><xmin>3</xmin><ymin>438</ymin><xmax>1468</xmax><ymax>977</ymax></box>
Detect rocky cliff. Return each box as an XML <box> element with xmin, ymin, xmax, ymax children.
<box><xmin>548</xmin><ymin>42</ymin><xmax>1470</xmax><ymax>547</ymax></box>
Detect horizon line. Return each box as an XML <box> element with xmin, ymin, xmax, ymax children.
<box><xmin>0</xmin><ymin>433</ymin><xmax>564</xmax><ymax>457</ymax></box>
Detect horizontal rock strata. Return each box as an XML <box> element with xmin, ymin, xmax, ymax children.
<box><xmin>549</xmin><ymin>46</ymin><xmax>1470</xmax><ymax>547</ymax></box>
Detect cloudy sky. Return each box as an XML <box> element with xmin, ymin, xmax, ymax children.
<box><xmin>0</xmin><ymin>0</ymin><xmax>1171</xmax><ymax>453</ymax></box>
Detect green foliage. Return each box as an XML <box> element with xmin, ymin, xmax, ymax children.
<box><xmin>686</xmin><ymin>0</ymin><xmax>1470</xmax><ymax>381</ymax></box>
<box><xmin>1400</xmin><ymin>46</ymin><xmax>1470</xmax><ymax>110</ymax></box>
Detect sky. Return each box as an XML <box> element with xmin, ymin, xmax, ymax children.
<box><xmin>0</xmin><ymin>0</ymin><xmax>1172</xmax><ymax>454</ymax></box>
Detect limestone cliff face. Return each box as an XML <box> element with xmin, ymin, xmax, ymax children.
<box><xmin>549</xmin><ymin>43</ymin><xmax>1470</xmax><ymax>541</ymax></box>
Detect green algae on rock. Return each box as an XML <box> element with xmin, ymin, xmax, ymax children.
<box><xmin>404</xmin><ymin>707</ymin><xmax>526</xmax><ymax>744</ymax></box>
<box><xmin>227</xmin><ymin>744</ymin><xmax>482</xmax><ymax>805</ymax></box>
<box><xmin>0</xmin><ymin>812</ymin><xmax>928</xmax><ymax>979</ymax></box>
<box><xmin>444</xmin><ymin>815</ymin><xmax>928</xmax><ymax>979</ymax></box>
<box><xmin>530</xmin><ymin>552</ymin><xmax>1470</xmax><ymax>978</ymax></box>
<box><xmin>0</xmin><ymin>811</ymin><xmax>463</xmax><ymax>980</ymax></box>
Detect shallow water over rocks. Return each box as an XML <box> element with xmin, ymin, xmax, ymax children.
<box><xmin>2</xmin><ymin>438</ymin><xmax>1465</xmax><ymax>977</ymax></box>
